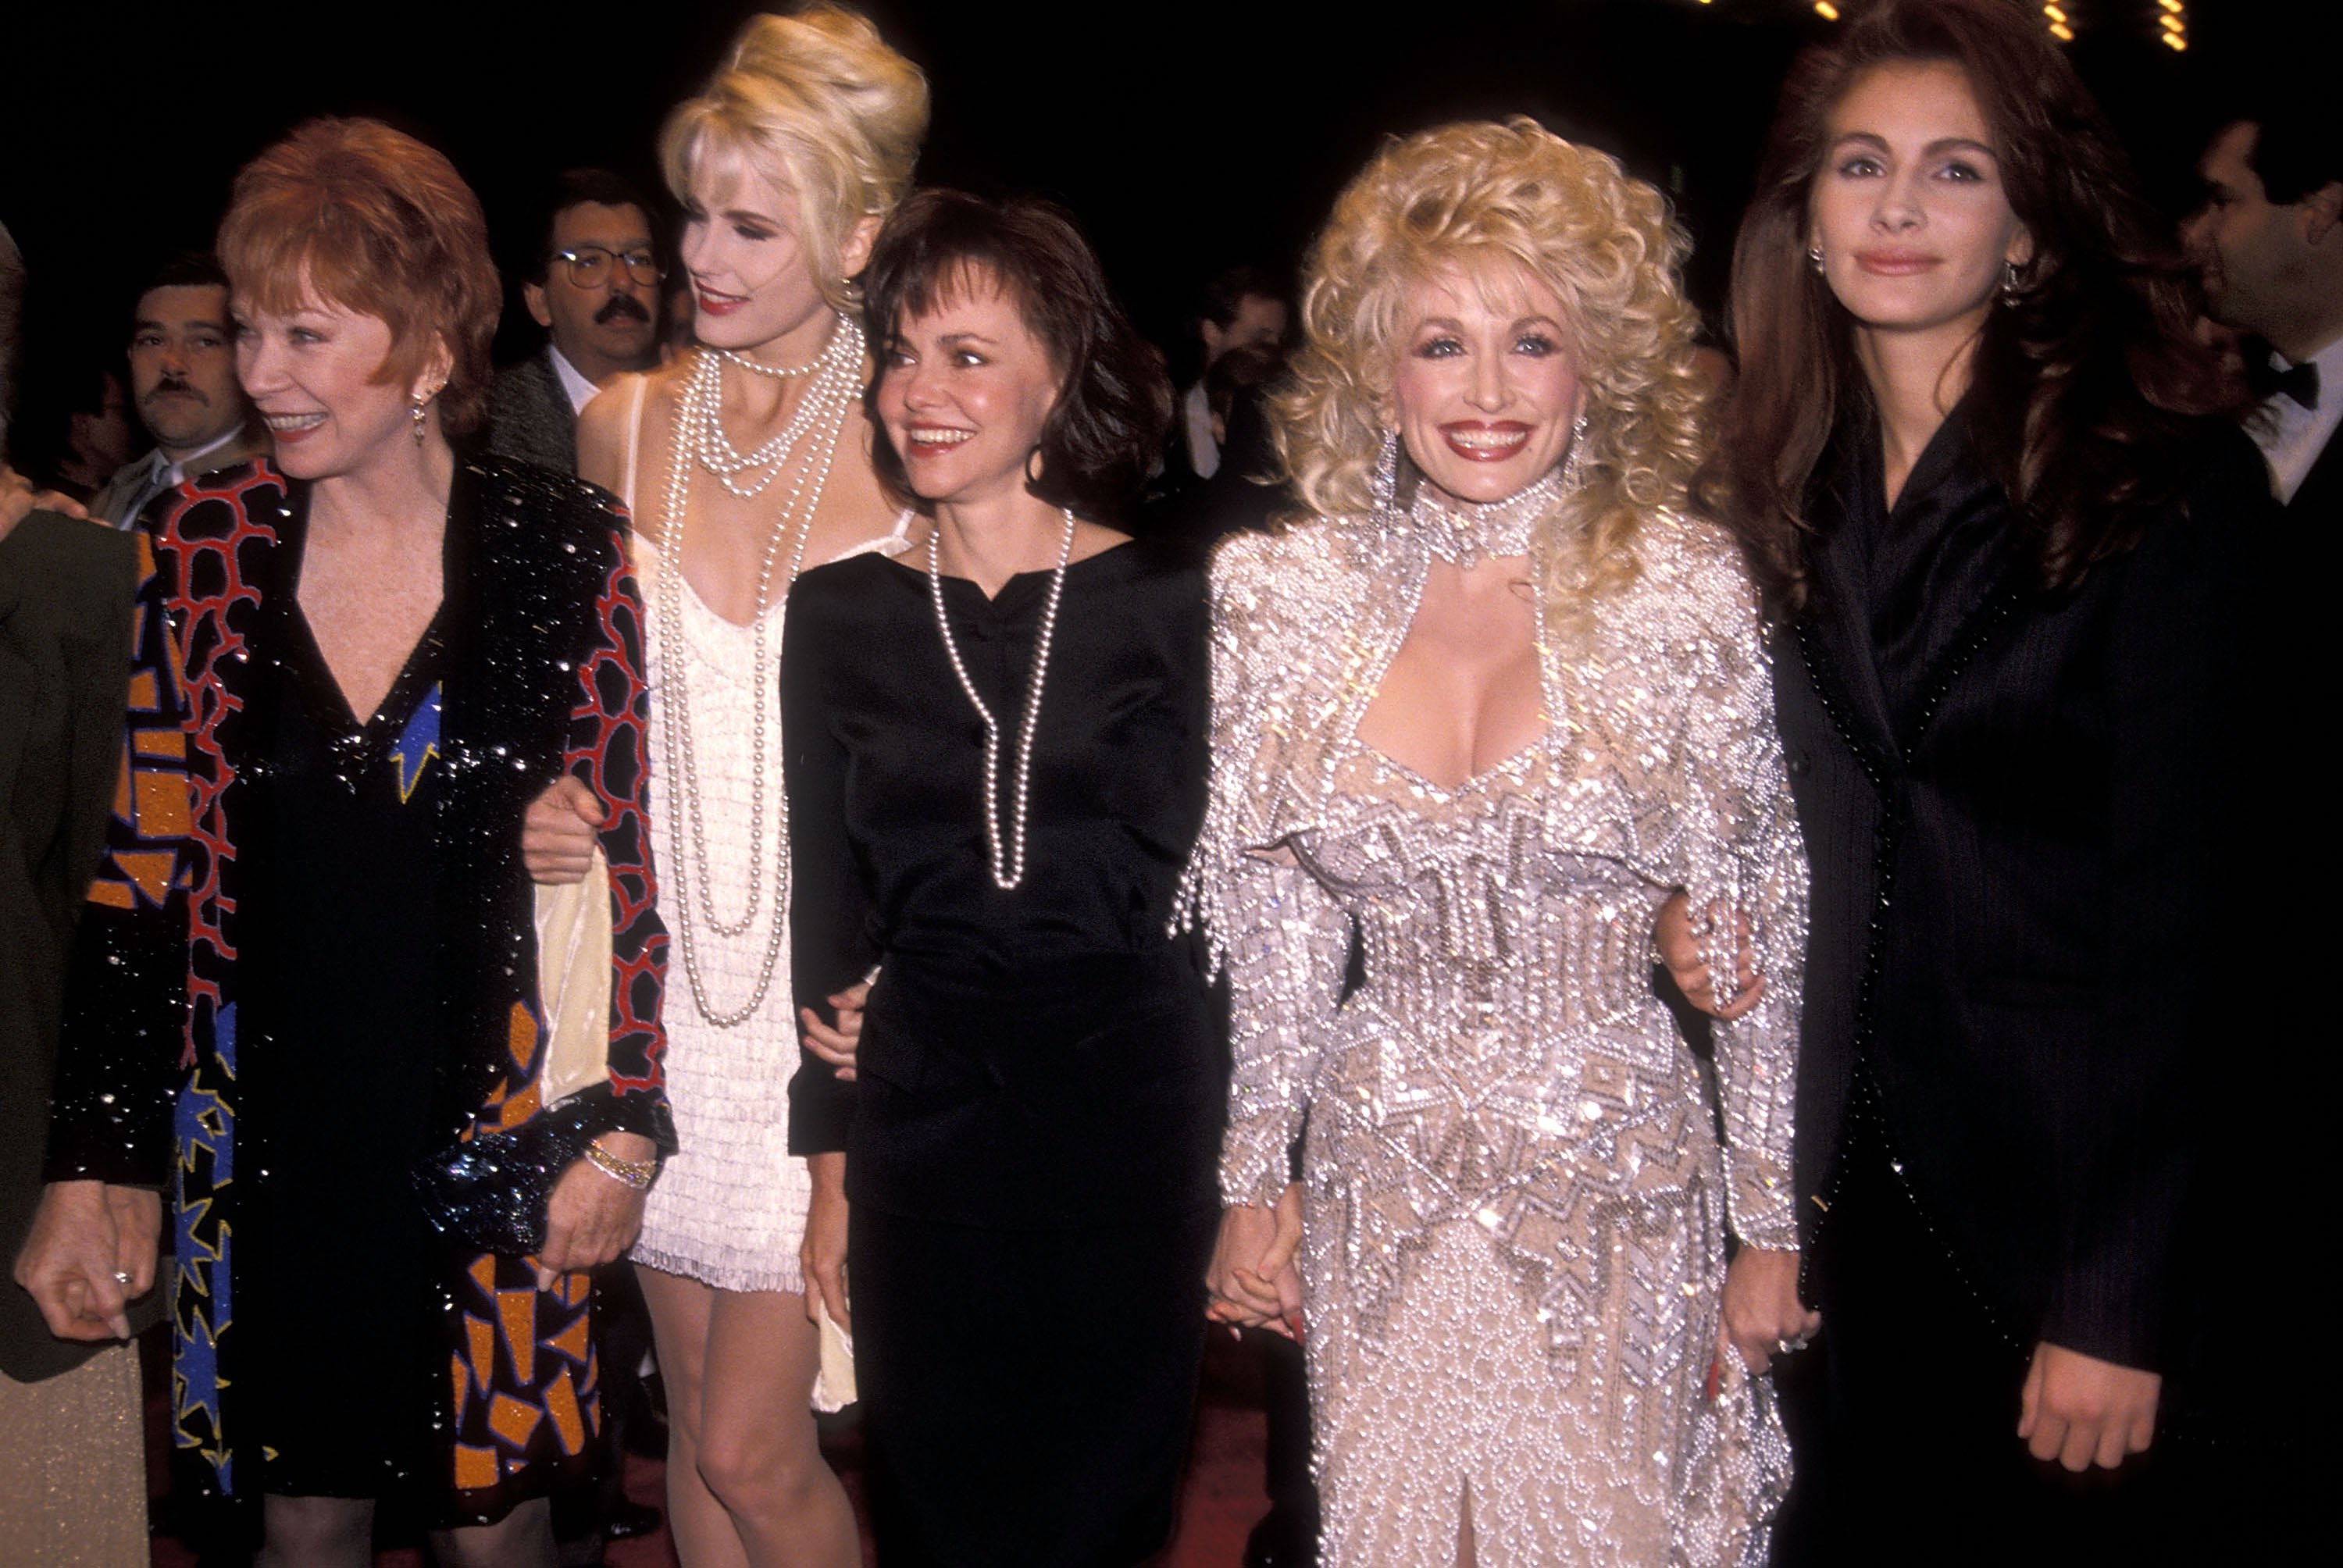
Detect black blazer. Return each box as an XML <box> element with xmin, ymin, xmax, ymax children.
<box><xmin>0</xmin><ymin>513</ymin><xmax>153</xmax><ymax>1381</ymax></box>
<box><xmin>482</xmin><ymin>350</ymin><xmax>580</xmax><ymax>477</ymax></box>
<box><xmin>1776</xmin><ymin>416</ymin><xmax>2274</xmax><ymax>1375</ymax></box>
<box><xmin>2284</xmin><ymin>422</ymin><xmax>2340</xmax><ymax>524</ymax></box>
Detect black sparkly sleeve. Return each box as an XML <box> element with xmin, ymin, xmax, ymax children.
<box><xmin>782</xmin><ymin>574</ymin><xmax>871</xmax><ymax>1156</ymax></box>
<box><xmin>45</xmin><ymin>533</ymin><xmax>187</xmax><ymax>1186</ymax></box>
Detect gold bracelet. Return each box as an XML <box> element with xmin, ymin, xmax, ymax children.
<box><xmin>584</xmin><ymin>1141</ymin><xmax>657</xmax><ymax>1192</ymax></box>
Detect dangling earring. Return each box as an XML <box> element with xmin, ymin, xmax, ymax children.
<box><xmin>1807</xmin><ymin>244</ymin><xmax>1826</xmax><ymax>276</ymax></box>
<box><xmin>1999</xmin><ymin>258</ymin><xmax>2023</xmax><ymax>307</ymax></box>
<box><xmin>411</xmin><ymin>396</ymin><xmax>428</xmax><ymax>444</ymax></box>
<box><xmin>1369</xmin><ymin>428</ymin><xmax>1400</xmax><ymax>512</ymax></box>
<box><xmin>1559</xmin><ymin>411</ymin><xmax>1591</xmax><ymax>493</ymax></box>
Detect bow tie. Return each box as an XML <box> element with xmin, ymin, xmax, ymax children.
<box><xmin>2270</xmin><ymin>358</ymin><xmax>2320</xmax><ymax>412</ymax></box>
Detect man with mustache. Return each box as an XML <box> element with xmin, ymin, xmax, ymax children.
<box><xmin>87</xmin><ymin>253</ymin><xmax>266</xmax><ymax>530</ymax></box>
<box><xmin>486</xmin><ymin>169</ymin><xmax>664</xmax><ymax>476</ymax></box>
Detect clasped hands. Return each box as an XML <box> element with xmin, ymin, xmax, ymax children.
<box><xmin>1207</xmin><ymin>1184</ymin><xmax>1304</xmax><ymax>1340</ymax></box>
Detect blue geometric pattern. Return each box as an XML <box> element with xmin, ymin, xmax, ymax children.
<box><xmin>392</xmin><ymin>682</ymin><xmax>441</xmax><ymax>804</ymax></box>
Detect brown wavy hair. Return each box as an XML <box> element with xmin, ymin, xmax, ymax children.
<box><xmin>1699</xmin><ymin>0</ymin><xmax>2240</xmax><ymax>614</ymax></box>
<box><xmin>218</xmin><ymin>118</ymin><xmax>501</xmax><ymax>437</ymax></box>
<box><xmin>861</xmin><ymin>190</ymin><xmax>1172</xmax><ymax>521</ymax></box>
<box><xmin>1275</xmin><ymin>117</ymin><xmax>1711</xmax><ymax>620</ymax></box>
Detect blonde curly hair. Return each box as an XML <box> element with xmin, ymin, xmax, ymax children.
<box><xmin>659</xmin><ymin>5</ymin><xmax>929</xmax><ymax>315</ymax></box>
<box><xmin>1275</xmin><ymin>117</ymin><xmax>1710</xmax><ymax>612</ymax></box>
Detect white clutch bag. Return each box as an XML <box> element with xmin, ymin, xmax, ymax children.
<box><xmin>811</xmin><ymin>1293</ymin><xmax>857</xmax><ymax>1411</ymax></box>
<box><xmin>534</xmin><ymin>845</ymin><xmax>612</xmax><ymax>1106</ymax></box>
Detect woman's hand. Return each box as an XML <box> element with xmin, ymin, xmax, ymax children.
<box><xmin>521</xmin><ymin>775</ymin><xmax>602</xmax><ymax>886</ymax></box>
<box><xmin>800</xmin><ymin>981</ymin><xmax>871</xmax><ymax>1081</ymax></box>
<box><xmin>12</xmin><ymin>1180</ymin><xmax>162</xmax><ymax>1341</ymax></box>
<box><xmin>1716</xmin><ymin>1245</ymin><xmax>1820</xmax><ymax>1374</ymax></box>
<box><xmin>2019</xmin><ymin>1342</ymin><xmax>2160</xmax><ymax>1471</ymax></box>
<box><xmin>1653</xmin><ymin>892</ymin><xmax>1765</xmax><ymax>1021</ymax></box>
<box><xmin>1206</xmin><ymin>1185</ymin><xmax>1304</xmax><ymax>1339</ymax></box>
<box><xmin>536</xmin><ymin>1133</ymin><xmax>654</xmax><ymax>1288</ymax></box>
<box><xmin>801</xmin><ymin>1152</ymin><xmax>851</xmax><ymax>1331</ymax></box>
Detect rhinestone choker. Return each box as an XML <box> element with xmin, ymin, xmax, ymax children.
<box><xmin>1410</xmin><ymin>463</ymin><xmax>1568</xmax><ymax>569</ymax></box>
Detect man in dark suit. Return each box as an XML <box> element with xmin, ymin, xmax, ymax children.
<box><xmin>2183</xmin><ymin>101</ymin><xmax>2341</xmax><ymax>522</ymax></box>
<box><xmin>484</xmin><ymin>170</ymin><xmax>664</xmax><ymax>476</ymax></box>
<box><xmin>86</xmin><ymin>254</ymin><xmax>269</xmax><ymax>529</ymax></box>
<box><xmin>2</xmin><ymin>504</ymin><xmax>156</xmax><ymax>1559</ymax></box>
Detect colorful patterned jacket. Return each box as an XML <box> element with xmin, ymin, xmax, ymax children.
<box><xmin>45</xmin><ymin>455</ymin><xmax>671</xmax><ymax>1523</ymax></box>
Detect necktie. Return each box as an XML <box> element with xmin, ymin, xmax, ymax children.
<box><xmin>2271</xmin><ymin>359</ymin><xmax>2319</xmax><ymax>412</ymax></box>
<box><xmin>118</xmin><ymin>459</ymin><xmax>171</xmax><ymax>531</ymax></box>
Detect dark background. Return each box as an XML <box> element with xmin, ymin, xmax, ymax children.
<box><xmin>0</xmin><ymin>0</ymin><xmax>2302</xmax><ymax>411</ymax></box>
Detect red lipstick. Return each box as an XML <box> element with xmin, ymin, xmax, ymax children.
<box><xmin>1439</xmin><ymin>420</ymin><xmax>1532</xmax><ymax>463</ymax></box>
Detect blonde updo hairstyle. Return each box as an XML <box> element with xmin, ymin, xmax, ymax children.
<box><xmin>658</xmin><ymin>4</ymin><xmax>929</xmax><ymax>314</ymax></box>
<box><xmin>1275</xmin><ymin>117</ymin><xmax>1710</xmax><ymax>611</ymax></box>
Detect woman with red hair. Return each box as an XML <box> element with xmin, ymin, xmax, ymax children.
<box><xmin>16</xmin><ymin>117</ymin><xmax>671</xmax><ymax>1566</ymax></box>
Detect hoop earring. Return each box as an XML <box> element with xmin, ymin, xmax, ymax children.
<box><xmin>1024</xmin><ymin>446</ymin><xmax>1045</xmax><ymax>487</ymax></box>
<box><xmin>1369</xmin><ymin>428</ymin><xmax>1400</xmax><ymax>511</ymax></box>
<box><xmin>1807</xmin><ymin>244</ymin><xmax>1826</xmax><ymax>276</ymax></box>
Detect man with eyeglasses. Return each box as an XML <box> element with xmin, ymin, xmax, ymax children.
<box><xmin>486</xmin><ymin>169</ymin><xmax>665</xmax><ymax>476</ymax></box>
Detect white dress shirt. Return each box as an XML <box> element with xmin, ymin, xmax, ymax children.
<box><xmin>1181</xmin><ymin>380</ymin><xmax>1219</xmax><ymax>479</ymax></box>
<box><xmin>112</xmin><ymin>423</ymin><xmax>248</xmax><ymax>530</ymax></box>
<box><xmin>547</xmin><ymin>345</ymin><xmax>601</xmax><ymax>416</ymax></box>
<box><xmin>2253</xmin><ymin>334</ymin><xmax>2343</xmax><ymax>504</ymax></box>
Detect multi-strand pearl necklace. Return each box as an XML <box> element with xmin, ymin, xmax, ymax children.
<box><xmin>685</xmin><ymin>326</ymin><xmax>862</xmax><ymax>500</ymax></box>
<box><xmin>656</xmin><ymin>315</ymin><xmax>861</xmax><ymax>1026</ymax></box>
<box><xmin>927</xmin><ymin>510</ymin><xmax>1078</xmax><ymax>891</ymax></box>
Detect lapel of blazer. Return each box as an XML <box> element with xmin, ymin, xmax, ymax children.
<box><xmin>530</xmin><ymin>352</ymin><xmax>581</xmax><ymax>472</ymax></box>
<box><xmin>2288</xmin><ymin>425</ymin><xmax>2343</xmax><ymax>522</ymax></box>
<box><xmin>1797</xmin><ymin>515</ymin><xmax>1899</xmax><ymax>785</ymax></box>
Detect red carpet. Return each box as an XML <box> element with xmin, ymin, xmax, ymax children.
<box><xmin>146</xmin><ymin>1328</ymin><xmax>1274</xmax><ymax>1566</ymax></box>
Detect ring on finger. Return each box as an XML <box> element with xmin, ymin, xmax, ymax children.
<box><xmin>112</xmin><ymin>1270</ymin><xmax>134</xmax><ymax>1287</ymax></box>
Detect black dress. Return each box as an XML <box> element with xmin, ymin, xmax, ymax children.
<box><xmin>783</xmin><ymin>537</ymin><xmax>1223</xmax><ymax>1567</ymax></box>
<box><xmin>239</xmin><ymin>600</ymin><xmax>448</xmax><ymax>1497</ymax></box>
<box><xmin>1768</xmin><ymin>409</ymin><xmax>2277</xmax><ymax>1561</ymax></box>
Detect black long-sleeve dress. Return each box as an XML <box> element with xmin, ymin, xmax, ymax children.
<box><xmin>1769</xmin><ymin>408</ymin><xmax>2274</xmax><ymax>1558</ymax></box>
<box><xmin>783</xmin><ymin>536</ymin><xmax>1224</xmax><ymax>1566</ymax></box>
<box><xmin>45</xmin><ymin>458</ymin><xmax>673</xmax><ymax>1527</ymax></box>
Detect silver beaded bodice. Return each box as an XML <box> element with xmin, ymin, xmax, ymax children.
<box><xmin>1183</xmin><ymin>503</ymin><xmax>1806</xmax><ymax>1565</ymax></box>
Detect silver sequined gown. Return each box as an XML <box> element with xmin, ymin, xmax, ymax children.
<box><xmin>1188</xmin><ymin>501</ymin><xmax>1807</xmax><ymax>1567</ymax></box>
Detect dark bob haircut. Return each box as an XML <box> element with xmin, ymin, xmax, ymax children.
<box><xmin>861</xmin><ymin>189</ymin><xmax>1172</xmax><ymax>520</ymax></box>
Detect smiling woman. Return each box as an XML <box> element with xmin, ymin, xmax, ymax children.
<box><xmin>780</xmin><ymin>189</ymin><xmax>1207</xmax><ymax>1567</ymax></box>
<box><xmin>20</xmin><ymin>116</ymin><xmax>673</xmax><ymax>1568</ymax></box>
<box><xmin>1191</xmin><ymin>117</ymin><xmax>1809</xmax><ymax>1568</ymax></box>
<box><xmin>510</xmin><ymin>10</ymin><xmax>930</xmax><ymax>1567</ymax></box>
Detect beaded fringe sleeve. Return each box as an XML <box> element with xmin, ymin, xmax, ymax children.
<box><xmin>1176</xmin><ymin>507</ymin><xmax>1807</xmax><ymax>1249</ymax></box>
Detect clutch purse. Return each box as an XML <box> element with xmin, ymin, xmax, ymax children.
<box><xmin>811</xmin><ymin>1293</ymin><xmax>858</xmax><ymax>1412</ymax></box>
<box><xmin>412</xmin><ymin>849</ymin><xmax>619</xmax><ymax>1256</ymax></box>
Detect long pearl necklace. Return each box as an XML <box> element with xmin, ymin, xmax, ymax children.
<box><xmin>927</xmin><ymin>510</ymin><xmax>1077</xmax><ymax>891</ymax></box>
<box><xmin>656</xmin><ymin>315</ymin><xmax>860</xmax><ymax>1026</ymax></box>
